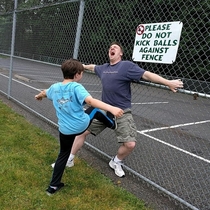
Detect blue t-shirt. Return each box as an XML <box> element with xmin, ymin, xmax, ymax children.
<box><xmin>46</xmin><ymin>82</ymin><xmax>90</xmax><ymax>135</ymax></box>
<box><xmin>95</xmin><ymin>60</ymin><xmax>145</xmax><ymax>110</ymax></box>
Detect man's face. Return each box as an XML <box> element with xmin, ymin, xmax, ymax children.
<box><xmin>108</xmin><ymin>44</ymin><xmax>123</xmax><ymax>62</ymax></box>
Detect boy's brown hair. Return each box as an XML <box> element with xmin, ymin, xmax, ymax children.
<box><xmin>61</xmin><ymin>58</ymin><xmax>84</xmax><ymax>79</ymax></box>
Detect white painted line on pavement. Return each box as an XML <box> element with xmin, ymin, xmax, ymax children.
<box><xmin>140</xmin><ymin>120</ymin><xmax>210</xmax><ymax>133</ymax></box>
<box><xmin>0</xmin><ymin>73</ymin><xmax>41</xmax><ymax>92</ymax></box>
<box><xmin>88</xmin><ymin>91</ymin><xmax>102</xmax><ymax>93</ymax></box>
<box><xmin>132</xmin><ymin>102</ymin><xmax>169</xmax><ymax>105</ymax></box>
<box><xmin>139</xmin><ymin>132</ymin><xmax>210</xmax><ymax>164</ymax></box>
<box><xmin>138</xmin><ymin>120</ymin><xmax>210</xmax><ymax>164</ymax></box>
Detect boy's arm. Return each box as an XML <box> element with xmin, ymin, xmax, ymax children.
<box><xmin>35</xmin><ymin>90</ymin><xmax>47</xmax><ymax>100</ymax></box>
<box><xmin>83</xmin><ymin>64</ymin><xmax>96</xmax><ymax>72</ymax></box>
<box><xmin>84</xmin><ymin>96</ymin><xmax>123</xmax><ymax>117</ymax></box>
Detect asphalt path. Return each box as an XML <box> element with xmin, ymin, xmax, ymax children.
<box><xmin>0</xmin><ymin>57</ymin><xmax>209</xmax><ymax>210</ymax></box>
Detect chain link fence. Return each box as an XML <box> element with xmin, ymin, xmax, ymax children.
<box><xmin>0</xmin><ymin>0</ymin><xmax>209</xmax><ymax>209</ymax></box>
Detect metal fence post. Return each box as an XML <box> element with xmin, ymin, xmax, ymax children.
<box><xmin>73</xmin><ymin>0</ymin><xmax>85</xmax><ymax>59</ymax></box>
<box><xmin>8</xmin><ymin>0</ymin><xmax>18</xmax><ymax>98</ymax></box>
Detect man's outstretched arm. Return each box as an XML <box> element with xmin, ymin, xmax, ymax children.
<box><xmin>142</xmin><ymin>71</ymin><xmax>183</xmax><ymax>93</ymax></box>
<box><xmin>83</xmin><ymin>64</ymin><xmax>96</xmax><ymax>72</ymax></box>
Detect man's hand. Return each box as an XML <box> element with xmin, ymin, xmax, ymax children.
<box><xmin>168</xmin><ymin>79</ymin><xmax>183</xmax><ymax>92</ymax></box>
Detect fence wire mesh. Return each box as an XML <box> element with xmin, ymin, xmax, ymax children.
<box><xmin>0</xmin><ymin>0</ymin><xmax>209</xmax><ymax>209</ymax></box>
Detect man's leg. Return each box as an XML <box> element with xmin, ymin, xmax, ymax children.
<box><xmin>109</xmin><ymin>112</ymin><xmax>137</xmax><ymax>177</ymax></box>
<box><xmin>65</xmin><ymin>107</ymin><xmax>114</xmax><ymax>167</ymax></box>
<box><xmin>116</xmin><ymin>141</ymin><xmax>136</xmax><ymax>160</ymax></box>
<box><xmin>52</xmin><ymin>130</ymin><xmax>90</xmax><ymax>168</ymax></box>
<box><xmin>68</xmin><ymin>119</ymin><xmax>106</xmax><ymax>166</ymax></box>
<box><xmin>65</xmin><ymin>130</ymin><xmax>90</xmax><ymax>167</ymax></box>
<box><xmin>71</xmin><ymin>130</ymin><xmax>90</xmax><ymax>155</ymax></box>
<box><xmin>109</xmin><ymin>142</ymin><xmax>136</xmax><ymax>178</ymax></box>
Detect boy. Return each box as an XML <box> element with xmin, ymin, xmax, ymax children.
<box><xmin>35</xmin><ymin>58</ymin><xmax>123</xmax><ymax>195</ymax></box>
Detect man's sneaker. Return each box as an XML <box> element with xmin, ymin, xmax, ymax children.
<box><xmin>51</xmin><ymin>159</ymin><xmax>74</xmax><ymax>168</ymax></box>
<box><xmin>46</xmin><ymin>183</ymin><xmax>64</xmax><ymax>196</ymax></box>
<box><xmin>109</xmin><ymin>159</ymin><xmax>125</xmax><ymax>177</ymax></box>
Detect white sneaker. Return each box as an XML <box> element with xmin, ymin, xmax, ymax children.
<box><xmin>51</xmin><ymin>159</ymin><xmax>74</xmax><ymax>168</ymax></box>
<box><xmin>109</xmin><ymin>159</ymin><xmax>125</xmax><ymax>177</ymax></box>
<box><xmin>66</xmin><ymin>159</ymin><xmax>74</xmax><ymax>167</ymax></box>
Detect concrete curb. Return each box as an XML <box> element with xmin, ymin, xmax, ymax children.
<box><xmin>14</xmin><ymin>74</ymin><xmax>30</xmax><ymax>82</ymax></box>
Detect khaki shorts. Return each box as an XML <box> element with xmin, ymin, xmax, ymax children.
<box><xmin>87</xmin><ymin>109</ymin><xmax>137</xmax><ymax>143</ymax></box>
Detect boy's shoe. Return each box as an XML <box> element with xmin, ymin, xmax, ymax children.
<box><xmin>109</xmin><ymin>159</ymin><xmax>125</xmax><ymax>177</ymax></box>
<box><xmin>51</xmin><ymin>159</ymin><xmax>74</xmax><ymax>168</ymax></box>
<box><xmin>46</xmin><ymin>183</ymin><xmax>64</xmax><ymax>196</ymax></box>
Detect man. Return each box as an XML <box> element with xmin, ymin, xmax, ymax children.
<box><xmin>55</xmin><ymin>42</ymin><xmax>183</xmax><ymax>178</ymax></box>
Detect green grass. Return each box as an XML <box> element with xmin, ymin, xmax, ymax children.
<box><xmin>0</xmin><ymin>54</ymin><xmax>8</xmax><ymax>58</ymax></box>
<box><xmin>0</xmin><ymin>99</ymin><xmax>151</xmax><ymax>210</ymax></box>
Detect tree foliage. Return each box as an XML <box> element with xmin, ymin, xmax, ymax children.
<box><xmin>0</xmin><ymin>0</ymin><xmax>209</xmax><ymax>82</ymax></box>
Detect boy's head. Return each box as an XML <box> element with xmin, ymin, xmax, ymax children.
<box><xmin>61</xmin><ymin>58</ymin><xmax>84</xmax><ymax>79</ymax></box>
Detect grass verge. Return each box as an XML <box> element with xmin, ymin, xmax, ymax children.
<box><xmin>0</xmin><ymin>99</ymin><xmax>151</xmax><ymax>210</ymax></box>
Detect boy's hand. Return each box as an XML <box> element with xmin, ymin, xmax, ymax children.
<box><xmin>35</xmin><ymin>90</ymin><xmax>46</xmax><ymax>100</ymax></box>
<box><xmin>111</xmin><ymin>107</ymin><xmax>124</xmax><ymax>118</ymax></box>
<box><xmin>35</xmin><ymin>94</ymin><xmax>42</xmax><ymax>100</ymax></box>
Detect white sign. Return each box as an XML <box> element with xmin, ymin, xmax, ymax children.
<box><xmin>132</xmin><ymin>21</ymin><xmax>183</xmax><ymax>64</ymax></box>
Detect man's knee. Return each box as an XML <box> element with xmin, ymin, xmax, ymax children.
<box><xmin>75</xmin><ymin>130</ymin><xmax>90</xmax><ymax>141</ymax></box>
<box><xmin>124</xmin><ymin>141</ymin><xmax>136</xmax><ymax>150</ymax></box>
<box><xmin>84</xmin><ymin>130</ymin><xmax>91</xmax><ymax>136</ymax></box>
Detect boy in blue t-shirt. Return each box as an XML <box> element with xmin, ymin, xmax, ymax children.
<box><xmin>35</xmin><ymin>58</ymin><xmax>123</xmax><ymax>195</ymax></box>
